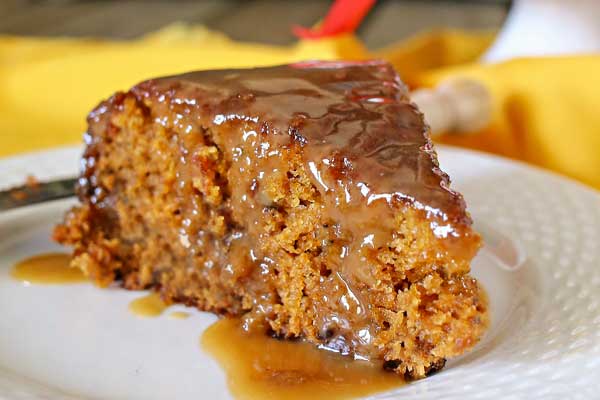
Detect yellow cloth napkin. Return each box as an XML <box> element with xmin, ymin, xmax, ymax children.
<box><xmin>1</xmin><ymin>25</ymin><xmax>599</xmax><ymax>189</ymax></box>
<box><xmin>377</xmin><ymin>30</ymin><xmax>600</xmax><ymax>190</ymax></box>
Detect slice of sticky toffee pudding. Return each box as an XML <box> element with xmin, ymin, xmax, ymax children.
<box><xmin>54</xmin><ymin>60</ymin><xmax>488</xmax><ymax>379</ymax></box>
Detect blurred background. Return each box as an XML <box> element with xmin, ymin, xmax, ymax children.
<box><xmin>0</xmin><ymin>0</ymin><xmax>510</xmax><ymax>48</ymax></box>
<box><xmin>1</xmin><ymin>0</ymin><xmax>599</xmax><ymax>189</ymax></box>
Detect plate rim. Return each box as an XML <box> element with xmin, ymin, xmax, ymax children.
<box><xmin>1</xmin><ymin>144</ymin><xmax>599</xmax><ymax>400</ymax></box>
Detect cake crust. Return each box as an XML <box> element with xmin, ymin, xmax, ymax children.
<box><xmin>54</xmin><ymin>61</ymin><xmax>488</xmax><ymax>379</ymax></box>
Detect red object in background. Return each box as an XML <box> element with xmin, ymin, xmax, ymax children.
<box><xmin>293</xmin><ymin>0</ymin><xmax>376</xmax><ymax>39</ymax></box>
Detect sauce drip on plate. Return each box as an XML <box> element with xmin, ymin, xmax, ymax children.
<box><xmin>128</xmin><ymin>292</ymin><xmax>168</xmax><ymax>317</ymax></box>
<box><xmin>169</xmin><ymin>311</ymin><xmax>191</xmax><ymax>319</ymax></box>
<box><xmin>201</xmin><ymin>318</ymin><xmax>403</xmax><ymax>400</ymax></box>
<box><xmin>11</xmin><ymin>253</ymin><xmax>86</xmax><ymax>284</ymax></box>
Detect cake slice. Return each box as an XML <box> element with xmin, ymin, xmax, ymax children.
<box><xmin>54</xmin><ymin>60</ymin><xmax>488</xmax><ymax>379</ymax></box>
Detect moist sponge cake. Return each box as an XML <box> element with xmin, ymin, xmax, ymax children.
<box><xmin>54</xmin><ymin>60</ymin><xmax>488</xmax><ymax>379</ymax></box>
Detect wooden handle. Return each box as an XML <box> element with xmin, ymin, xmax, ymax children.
<box><xmin>410</xmin><ymin>78</ymin><xmax>492</xmax><ymax>136</ymax></box>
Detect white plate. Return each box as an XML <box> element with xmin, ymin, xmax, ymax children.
<box><xmin>1</xmin><ymin>146</ymin><xmax>599</xmax><ymax>400</ymax></box>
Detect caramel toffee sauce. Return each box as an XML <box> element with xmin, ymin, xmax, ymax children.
<box><xmin>11</xmin><ymin>254</ymin><xmax>404</xmax><ymax>399</ymax></box>
<box><xmin>201</xmin><ymin>318</ymin><xmax>404</xmax><ymax>400</ymax></box>
<box><xmin>11</xmin><ymin>253</ymin><xmax>86</xmax><ymax>284</ymax></box>
<box><xmin>169</xmin><ymin>311</ymin><xmax>191</xmax><ymax>319</ymax></box>
<box><xmin>128</xmin><ymin>292</ymin><xmax>168</xmax><ymax>317</ymax></box>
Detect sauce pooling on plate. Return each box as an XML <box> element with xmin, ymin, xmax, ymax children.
<box><xmin>128</xmin><ymin>292</ymin><xmax>168</xmax><ymax>317</ymax></box>
<box><xmin>11</xmin><ymin>253</ymin><xmax>404</xmax><ymax>398</ymax></box>
<box><xmin>11</xmin><ymin>255</ymin><xmax>175</xmax><ymax>319</ymax></box>
<box><xmin>201</xmin><ymin>318</ymin><xmax>403</xmax><ymax>400</ymax></box>
<box><xmin>169</xmin><ymin>311</ymin><xmax>191</xmax><ymax>319</ymax></box>
<box><xmin>11</xmin><ymin>253</ymin><xmax>86</xmax><ymax>284</ymax></box>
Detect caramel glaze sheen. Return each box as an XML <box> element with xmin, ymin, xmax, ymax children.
<box><xmin>150</xmin><ymin>61</ymin><xmax>467</xmax><ymax>222</ymax></box>
<box><xmin>201</xmin><ymin>317</ymin><xmax>404</xmax><ymax>400</ymax></box>
<box><xmin>11</xmin><ymin>253</ymin><xmax>86</xmax><ymax>284</ymax></box>
<box><xmin>68</xmin><ymin>60</ymin><xmax>486</xmax><ymax>378</ymax></box>
<box><xmin>129</xmin><ymin>292</ymin><xmax>168</xmax><ymax>317</ymax></box>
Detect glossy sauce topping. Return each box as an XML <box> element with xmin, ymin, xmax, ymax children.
<box><xmin>124</xmin><ymin>61</ymin><xmax>479</xmax><ymax>359</ymax></box>
<box><xmin>128</xmin><ymin>292</ymin><xmax>168</xmax><ymax>317</ymax></box>
<box><xmin>201</xmin><ymin>318</ymin><xmax>403</xmax><ymax>400</ymax></box>
<box><xmin>145</xmin><ymin>61</ymin><xmax>468</xmax><ymax>225</ymax></box>
<box><xmin>11</xmin><ymin>253</ymin><xmax>86</xmax><ymax>284</ymax></box>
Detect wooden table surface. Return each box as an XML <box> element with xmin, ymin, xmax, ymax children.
<box><xmin>0</xmin><ymin>0</ymin><xmax>509</xmax><ymax>49</ymax></box>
